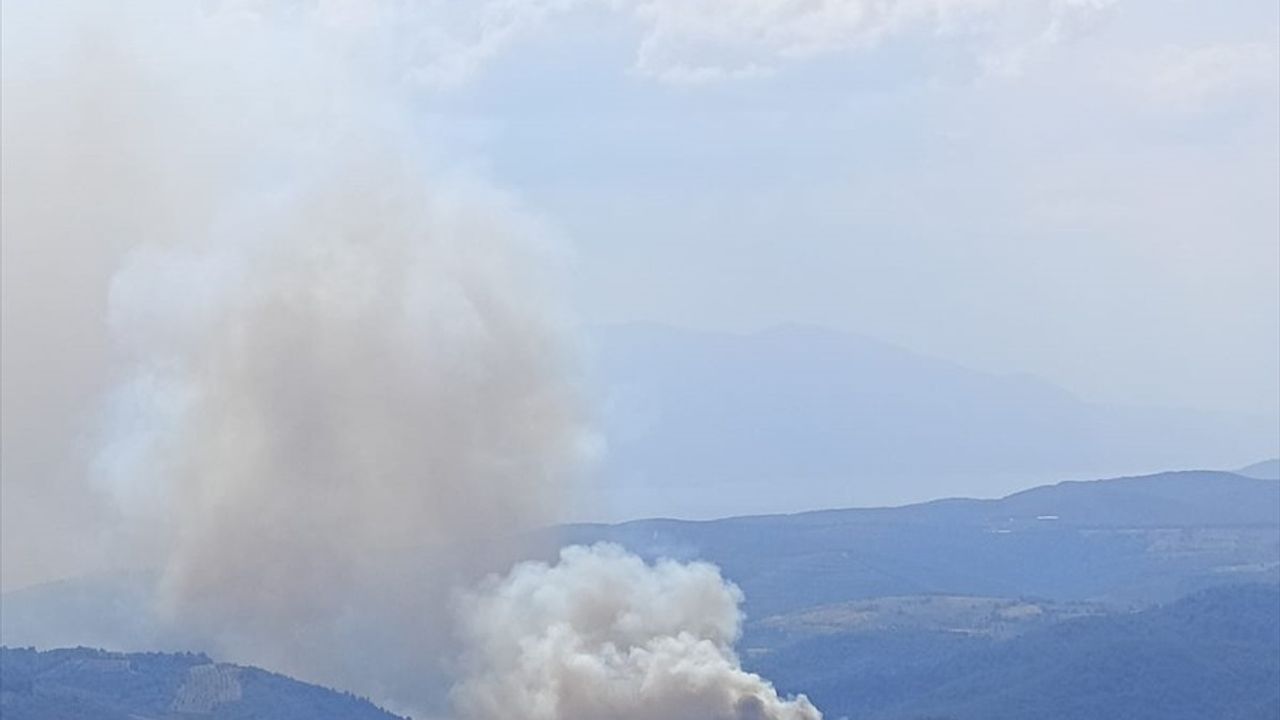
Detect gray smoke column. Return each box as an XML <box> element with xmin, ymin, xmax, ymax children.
<box><xmin>5</xmin><ymin>0</ymin><xmax>588</xmax><ymax>706</ymax></box>
<box><xmin>454</xmin><ymin>544</ymin><xmax>822</xmax><ymax>720</ymax></box>
<box><xmin>2</xmin><ymin>1</ymin><xmax>823</xmax><ymax>716</ymax></box>
<box><xmin>103</xmin><ymin>138</ymin><xmax>586</xmax><ymax>688</ymax></box>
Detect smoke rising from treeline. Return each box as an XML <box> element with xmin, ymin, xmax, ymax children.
<box><xmin>455</xmin><ymin>544</ymin><xmax>822</xmax><ymax>720</ymax></box>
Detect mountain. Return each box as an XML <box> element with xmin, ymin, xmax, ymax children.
<box><xmin>9</xmin><ymin>588</ymin><xmax>1276</xmax><ymax>720</ymax></box>
<box><xmin>5</xmin><ymin>469</ymin><xmax>1277</xmax><ymax>652</ymax></box>
<box><xmin>586</xmin><ymin>323</ymin><xmax>1277</xmax><ymax>519</ymax></box>
<box><xmin>1239</xmin><ymin>458</ymin><xmax>1280</xmax><ymax>480</ymax></box>
<box><xmin>750</xmin><ymin>583</ymin><xmax>1280</xmax><ymax>720</ymax></box>
<box><xmin>0</xmin><ymin>647</ymin><xmax>403</xmax><ymax>720</ymax></box>
<box><xmin>2</xmin><ymin>469</ymin><xmax>1277</xmax><ymax>719</ymax></box>
<box><xmin>562</xmin><ymin>470</ymin><xmax>1280</xmax><ymax>618</ymax></box>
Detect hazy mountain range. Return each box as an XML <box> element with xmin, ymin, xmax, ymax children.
<box><xmin>584</xmin><ymin>323</ymin><xmax>1279</xmax><ymax>518</ymax></box>
<box><xmin>560</xmin><ymin>468</ymin><xmax>1280</xmax><ymax>619</ymax></box>
<box><xmin>1240</xmin><ymin>458</ymin><xmax>1280</xmax><ymax>480</ymax></box>
<box><xmin>4</xmin><ymin>465</ymin><xmax>1277</xmax><ymax>719</ymax></box>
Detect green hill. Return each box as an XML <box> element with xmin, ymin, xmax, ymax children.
<box><xmin>0</xmin><ymin>647</ymin><xmax>404</xmax><ymax>720</ymax></box>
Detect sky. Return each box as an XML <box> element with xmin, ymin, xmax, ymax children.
<box><xmin>406</xmin><ymin>0</ymin><xmax>1280</xmax><ymax>419</ymax></box>
<box><xmin>2</xmin><ymin>0</ymin><xmax>1278</xmax><ymax>593</ymax></box>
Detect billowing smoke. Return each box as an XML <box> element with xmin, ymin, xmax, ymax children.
<box><xmin>454</xmin><ymin>544</ymin><xmax>821</xmax><ymax>720</ymax></box>
<box><xmin>1</xmin><ymin>1</ymin><xmax>822</xmax><ymax>717</ymax></box>
<box><xmin>5</xmin><ymin>0</ymin><xmax>587</xmax><ymax>706</ymax></box>
<box><xmin>102</xmin><ymin>139</ymin><xmax>586</xmax><ymax>696</ymax></box>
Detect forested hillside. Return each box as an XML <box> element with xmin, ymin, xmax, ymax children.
<box><xmin>749</xmin><ymin>583</ymin><xmax>1280</xmax><ymax>720</ymax></box>
<box><xmin>0</xmin><ymin>647</ymin><xmax>403</xmax><ymax>720</ymax></box>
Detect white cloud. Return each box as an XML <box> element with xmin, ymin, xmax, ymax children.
<box><xmin>276</xmin><ymin>0</ymin><xmax>1120</xmax><ymax>86</ymax></box>
<box><xmin>630</xmin><ymin>0</ymin><xmax>1118</xmax><ymax>83</ymax></box>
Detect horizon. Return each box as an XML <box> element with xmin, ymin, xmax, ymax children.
<box><xmin>2</xmin><ymin>460</ymin><xmax>1274</xmax><ymax>596</ymax></box>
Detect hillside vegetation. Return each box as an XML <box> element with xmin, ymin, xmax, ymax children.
<box><xmin>0</xmin><ymin>647</ymin><xmax>403</xmax><ymax>720</ymax></box>
<box><xmin>3</xmin><ymin>468</ymin><xmax>1277</xmax><ymax>718</ymax></box>
<box><xmin>752</xmin><ymin>583</ymin><xmax>1280</xmax><ymax>720</ymax></box>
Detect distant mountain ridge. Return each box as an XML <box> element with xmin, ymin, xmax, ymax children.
<box><xmin>6</xmin><ymin>468</ymin><xmax>1277</xmax><ymax>651</ymax></box>
<box><xmin>2</xmin><ymin>468</ymin><xmax>1277</xmax><ymax>719</ymax></box>
<box><xmin>758</xmin><ymin>468</ymin><xmax>1280</xmax><ymax>527</ymax></box>
<box><xmin>561</xmin><ymin>469</ymin><xmax>1280</xmax><ymax>617</ymax></box>
<box><xmin>1239</xmin><ymin>458</ymin><xmax>1280</xmax><ymax>479</ymax></box>
<box><xmin>587</xmin><ymin>323</ymin><xmax>1278</xmax><ymax>519</ymax></box>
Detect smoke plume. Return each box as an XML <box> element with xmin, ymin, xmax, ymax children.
<box><xmin>103</xmin><ymin>140</ymin><xmax>586</xmax><ymax>696</ymax></box>
<box><xmin>5</xmin><ymin>0</ymin><xmax>587</xmax><ymax>706</ymax></box>
<box><xmin>454</xmin><ymin>544</ymin><xmax>822</xmax><ymax>720</ymax></box>
<box><xmin>2</xmin><ymin>1</ymin><xmax>823</xmax><ymax>717</ymax></box>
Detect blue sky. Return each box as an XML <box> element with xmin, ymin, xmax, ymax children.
<box><xmin>396</xmin><ymin>0</ymin><xmax>1279</xmax><ymax>419</ymax></box>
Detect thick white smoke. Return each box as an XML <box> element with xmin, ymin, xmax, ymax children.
<box><xmin>454</xmin><ymin>544</ymin><xmax>822</xmax><ymax>720</ymax></box>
